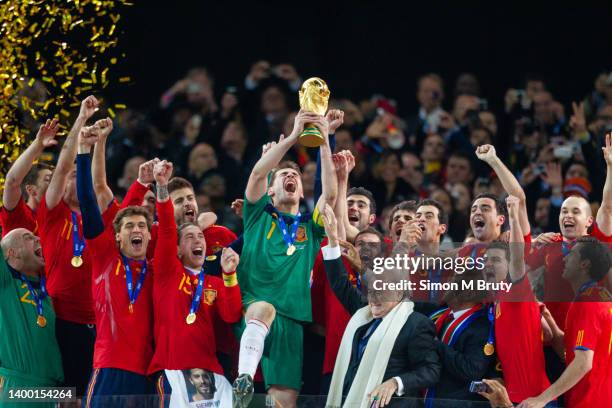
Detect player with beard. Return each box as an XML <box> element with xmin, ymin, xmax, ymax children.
<box><xmin>36</xmin><ymin>96</ymin><xmax>99</xmax><ymax>395</ymax></box>
<box><xmin>149</xmin><ymin>159</ymin><xmax>241</xmax><ymax>404</ymax></box>
<box><xmin>76</xmin><ymin>128</ymin><xmax>156</xmax><ymax>405</ymax></box>
<box><xmin>525</xmin><ymin>134</ymin><xmax>612</xmax><ymax>333</ymax></box>
<box><xmin>232</xmin><ymin>110</ymin><xmax>337</xmax><ymax>408</ymax></box>
<box><xmin>344</xmin><ymin>187</ymin><xmax>377</xmax><ymax>242</ymax></box>
<box><xmin>518</xmin><ymin>237</ymin><xmax>611</xmax><ymax>408</ymax></box>
<box><xmin>481</xmin><ymin>196</ymin><xmax>551</xmax><ymax>405</ymax></box>
<box><xmin>1</xmin><ymin>119</ymin><xmax>58</xmax><ymax>237</ymax></box>
<box><xmin>0</xmin><ymin>229</ymin><xmax>63</xmax><ymax>405</ymax></box>
<box><xmin>387</xmin><ymin>200</ymin><xmax>418</xmax><ymax>245</ymax></box>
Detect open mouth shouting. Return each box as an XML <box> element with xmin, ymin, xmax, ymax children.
<box><xmin>562</xmin><ymin>219</ymin><xmax>576</xmax><ymax>234</ymax></box>
<box><xmin>130</xmin><ymin>235</ymin><xmax>144</xmax><ymax>252</ymax></box>
<box><xmin>191</xmin><ymin>246</ymin><xmax>204</xmax><ymax>258</ymax></box>
<box><xmin>184</xmin><ymin>207</ymin><xmax>196</xmax><ymax>221</ymax></box>
<box><xmin>284</xmin><ymin>178</ymin><xmax>297</xmax><ymax>194</ymax></box>
<box><xmin>34</xmin><ymin>246</ymin><xmax>44</xmax><ymax>259</ymax></box>
<box><xmin>472</xmin><ymin>216</ymin><xmax>486</xmax><ymax>234</ymax></box>
<box><xmin>417</xmin><ymin>222</ymin><xmax>426</xmax><ymax>232</ymax></box>
<box><xmin>348</xmin><ymin>210</ymin><xmax>360</xmax><ymax>226</ymax></box>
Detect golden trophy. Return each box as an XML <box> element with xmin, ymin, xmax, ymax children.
<box><xmin>298</xmin><ymin>77</ymin><xmax>330</xmax><ymax>147</ymax></box>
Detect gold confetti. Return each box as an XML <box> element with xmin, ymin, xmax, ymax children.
<box><xmin>0</xmin><ymin>0</ymin><xmax>133</xmax><ymax>202</ymax></box>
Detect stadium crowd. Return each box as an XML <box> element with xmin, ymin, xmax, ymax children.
<box><xmin>0</xmin><ymin>62</ymin><xmax>611</xmax><ymax>408</ymax></box>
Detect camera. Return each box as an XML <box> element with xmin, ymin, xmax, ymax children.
<box><xmin>469</xmin><ymin>381</ymin><xmax>491</xmax><ymax>393</ymax></box>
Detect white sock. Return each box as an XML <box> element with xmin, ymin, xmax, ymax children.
<box><xmin>238</xmin><ymin>319</ymin><xmax>269</xmax><ymax>378</ymax></box>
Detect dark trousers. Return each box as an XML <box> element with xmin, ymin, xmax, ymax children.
<box><xmin>55</xmin><ymin>318</ymin><xmax>96</xmax><ymax>396</ymax></box>
<box><xmin>82</xmin><ymin>367</ymin><xmax>155</xmax><ymax>408</ymax></box>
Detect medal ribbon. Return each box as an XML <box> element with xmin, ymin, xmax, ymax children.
<box><xmin>187</xmin><ymin>266</ymin><xmax>206</xmax><ymax>317</ymax></box>
<box><xmin>561</xmin><ymin>241</ymin><xmax>571</xmax><ymax>257</ymax></box>
<box><xmin>271</xmin><ymin>208</ymin><xmax>301</xmax><ymax>251</ymax></box>
<box><xmin>486</xmin><ymin>303</ymin><xmax>495</xmax><ymax>348</ymax></box>
<box><xmin>71</xmin><ymin>212</ymin><xmax>86</xmax><ymax>260</ymax></box>
<box><xmin>17</xmin><ymin>274</ymin><xmax>47</xmax><ymax>317</ymax></box>
<box><xmin>575</xmin><ymin>279</ymin><xmax>598</xmax><ymax>300</ymax></box>
<box><xmin>121</xmin><ymin>255</ymin><xmax>147</xmax><ymax>308</ymax></box>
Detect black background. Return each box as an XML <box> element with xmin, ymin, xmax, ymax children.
<box><xmin>117</xmin><ymin>1</ymin><xmax>612</xmax><ymax>114</ymax></box>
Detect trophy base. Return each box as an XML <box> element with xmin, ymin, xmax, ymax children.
<box><xmin>299</xmin><ymin>125</ymin><xmax>325</xmax><ymax>147</ymax></box>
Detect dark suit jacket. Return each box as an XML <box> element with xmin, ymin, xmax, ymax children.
<box><xmin>431</xmin><ymin>310</ymin><xmax>494</xmax><ymax>403</ymax></box>
<box><xmin>323</xmin><ymin>255</ymin><xmax>441</xmax><ymax>401</ymax></box>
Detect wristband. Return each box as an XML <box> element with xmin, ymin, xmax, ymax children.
<box><xmin>222</xmin><ymin>271</ymin><xmax>238</xmax><ymax>287</ymax></box>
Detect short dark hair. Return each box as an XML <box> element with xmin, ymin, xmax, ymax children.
<box><xmin>355</xmin><ymin>227</ymin><xmax>384</xmax><ymax>245</ymax></box>
<box><xmin>177</xmin><ymin>222</ymin><xmax>201</xmax><ymax>244</ymax></box>
<box><xmin>168</xmin><ymin>177</ymin><xmax>194</xmax><ymax>195</ymax></box>
<box><xmin>417</xmin><ymin>198</ymin><xmax>448</xmax><ymax>226</ymax></box>
<box><xmin>388</xmin><ymin>200</ymin><xmax>417</xmax><ymax>231</ymax></box>
<box><xmin>268</xmin><ymin>161</ymin><xmax>301</xmax><ymax>186</ymax></box>
<box><xmin>472</xmin><ymin>193</ymin><xmax>507</xmax><ymax>218</ymax></box>
<box><xmin>113</xmin><ymin>206</ymin><xmax>153</xmax><ymax>233</ymax></box>
<box><xmin>575</xmin><ymin>236</ymin><xmax>612</xmax><ymax>282</ymax></box>
<box><xmin>347</xmin><ymin>187</ymin><xmax>376</xmax><ymax>215</ymax></box>
<box><xmin>486</xmin><ymin>240</ymin><xmax>510</xmax><ymax>260</ymax></box>
<box><xmin>21</xmin><ymin>163</ymin><xmax>54</xmax><ymax>198</ymax></box>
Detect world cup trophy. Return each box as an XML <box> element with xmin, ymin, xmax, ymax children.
<box><xmin>298</xmin><ymin>77</ymin><xmax>331</xmax><ymax>147</ymax></box>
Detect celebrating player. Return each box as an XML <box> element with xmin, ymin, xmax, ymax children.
<box><xmin>149</xmin><ymin>159</ymin><xmax>241</xmax><ymax>406</ymax></box>
<box><xmin>232</xmin><ymin>109</ymin><xmax>337</xmax><ymax>407</ymax></box>
<box><xmin>76</xmin><ymin>125</ymin><xmax>155</xmax><ymax>406</ymax></box>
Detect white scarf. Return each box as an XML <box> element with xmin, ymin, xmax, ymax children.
<box><xmin>326</xmin><ymin>301</ymin><xmax>414</xmax><ymax>408</ymax></box>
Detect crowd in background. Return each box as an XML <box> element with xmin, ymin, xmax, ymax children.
<box><xmin>58</xmin><ymin>62</ymin><xmax>609</xmax><ymax>242</ymax></box>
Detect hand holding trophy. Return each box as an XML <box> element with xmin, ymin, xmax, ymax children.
<box><xmin>298</xmin><ymin>77</ymin><xmax>331</xmax><ymax>147</ymax></box>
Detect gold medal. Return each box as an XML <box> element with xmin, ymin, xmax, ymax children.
<box><xmin>483</xmin><ymin>343</ymin><xmax>494</xmax><ymax>356</ymax></box>
<box><xmin>205</xmin><ymin>255</ymin><xmax>217</xmax><ymax>262</ymax></box>
<box><xmin>286</xmin><ymin>245</ymin><xmax>296</xmax><ymax>256</ymax></box>
<box><xmin>71</xmin><ymin>255</ymin><xmax>83</xmax><ymax>268</ymax></box>
<box><xmin>186</xmin><ymin>313</ymin><xmax>197</xmax><ymax>325</ymax></box>
<box><xmin>128</xmin><ymin>303</ymin><xmax>134</xmax><ymax>314</ymax></box>
<box><xmin>37</xmin><ymin>315</ymin><xmax>47</xmax><ymax>328</ymax></box>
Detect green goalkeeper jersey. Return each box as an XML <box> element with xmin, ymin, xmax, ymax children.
<box><xmin>237</xmin><ymin>194</ymin><xmax>325</xmax><ymax>322</ymax></box>
<box><xmin>0</xmin><ymin>258</ymin><xmax>63</xmax><ymax>392</ymax></box>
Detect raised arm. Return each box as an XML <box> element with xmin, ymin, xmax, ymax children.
<box><xmin>47</xmin><ymin>95</ymin><xmax>99</xmax><ymax>209</ymax></box>
<box><xmin>596</xmin><ymin>132</ymin><xmax>612</xmax><ymax>235</ymax></box>
<box><xmin>332</xmin><ymin>152</ymin><xmax>349</xmax><ymax>241</ymax></box>
<box><xmin>3</xmin><ymin>119</ymin><xmax>59</xmax><ymax>210</ymax></box>
<box><xmin>476</xmin><ymin>144</ymin><xmax>530</xmax><ymax>236</ymax></box>
<box><xmin>315</xmin><ymin>116</ymin><xmax>338</xmax><ymax>214</ymax></box>
<box><xmin>245</xmin><ymin>110</ymin><xmax>319</xmax><ymax>203</ymax></box>
<box><xmin>153</xmin><ymin>160</ymin><xmax>179</xmax><ymax>263</ymax></box>
<box><xmin>76</xmin><ymin>126</ymin><xmax>104</xmax><ymax>239</ymax></box>
<box><xmin>321</xmin><ymin>204</ymin><xmax>367</xmax><ymax>314</ymax></box>
<box><xmin>506</xmin><ymin>195</ymin><xmax>526</xmax><ymax>282</ymax></box>
<box><xmin>91</xmin><ymin>117</ymin><xmax>114</xmax><ymax>210</ymax></box>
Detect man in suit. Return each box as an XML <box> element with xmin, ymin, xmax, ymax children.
<box><xmin>426</xmin><ymin>271</ymin><xmax>494</xmax><ymax>405</ymax></box>
<box><xmin>321</xmin><ymin>205</ymin><xmax>440</xmax><ymax>407</ymax></box>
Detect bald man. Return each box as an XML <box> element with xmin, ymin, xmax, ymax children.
<box><xmin>0</xmin><ymin>228</ymin><xmax>63</xmax><ymax>407</ymax></box>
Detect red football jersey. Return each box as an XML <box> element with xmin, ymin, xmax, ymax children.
<box><xmin>526</xmin><ymin>223</ymin><xmax>612</xmax><ymax>330</ymax></box>
<box><xmin>37</xmin><ymin>197</ymin><xmax>95</xmax><ymax>324</ymax></box>
<box><xmin>494</xmin><ymin>277</ymin><xmax>550</xmax><ymax>402</ymax></box>
<box><xmin>87</xmin><ymin>227</ymin><xmax>154</xmax><ymax>375</ymax></box>
<box><xmin>0</xmin><ymin>197</ymin><xmax>38</xmax><ymax>237</ymax></box>
<box><xmin>149</xmin><ymin>200</ymin><xmax>242</xmax><ymax>374</ymax></box>
<box><xmin>310</xmin><ymin>240</ymin><xmax>356</xmax><ymax>374</ymax></box>
<box><xmin>563</xmin><ymin>291</ymin><xmax>612</xmax><ymax>408</ymax></box>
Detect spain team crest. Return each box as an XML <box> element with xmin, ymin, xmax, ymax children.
<box><xmin>203</xmin><ymin>289</ymin><xmax>217</xmax><ymax>305</ymax></box>
<box><xmin>295</xmin><ymin>226</ymin><xmax>307</xmax><ymax>243</ymax></box>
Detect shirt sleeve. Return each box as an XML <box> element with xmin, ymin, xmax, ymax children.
<box><xmin>243</xmin><ymin>194</ymin><xmax>269</xmax><ymax>231</ymax></box>
<box><xmin>573</xmin><ymin>304</ymin><xmax>603</xmax><ymax>351</ymax></box>
<box><xmin>591</xmin><ymin>222</ymin><xmax>612</xmax><ymax>243</ymax></box>
<box><xmin>394</xmin><ymin>376</ymin><xmax>404</xmax><ymax>396</ymax></box>
<box><xmin>0</xmin><ymin>197</ymin><xmax>37</xmax><ymax>237</ymax></box>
